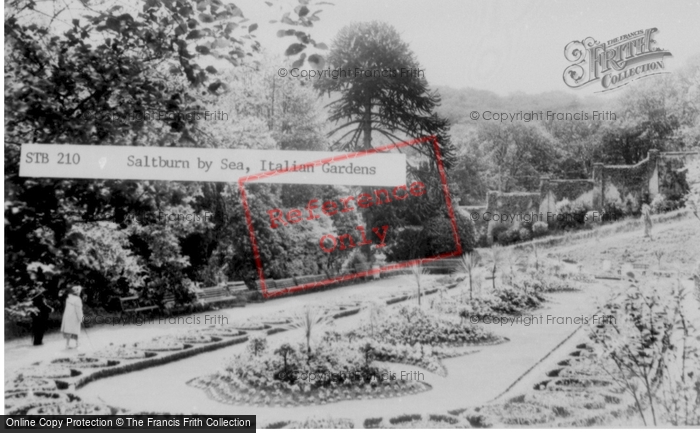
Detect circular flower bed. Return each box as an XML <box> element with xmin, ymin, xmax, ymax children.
<box><xmin>190</xmin><ymin>373</ymin><xmax>430</xmax><ymax>407</ymax></box>
<box><xmin>94</xmin><ymin>345</ymin><xmax>156</xmax><ymax>360</ymax></box>
<box><xmin>27</xmin><ymin>402</ymin><xmax>112</xmax><ymax>415</ymax></box>
<box><xmin>133</xmin><ymin>337</ymin><xmax>187</xmax><ymax>351</ymax></box>
<box><xmin>189</xmin><ymin>338</ymin><xmax>431</xmax><ymax>407</ymax></box>
<box><xmin>51</xmin><ymin>357</ymin><xmax>119</xmax><ymax>369</ymax></box>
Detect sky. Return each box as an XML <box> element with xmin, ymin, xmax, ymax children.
<box><xmin>239</xmin><ymin>0</ymin><xmax>700</xmax><ymax>96</ymax></box>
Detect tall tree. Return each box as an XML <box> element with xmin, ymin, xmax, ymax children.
<box><xmin>315</xmin><ymin>21</ymin><xmax>455</xmax><ymax>167</ymax></box>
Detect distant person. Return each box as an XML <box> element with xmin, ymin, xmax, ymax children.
<box><xmin>61</xmin><ymin>285</ymin><xmax>84</xmax><ymax>349</ymax></box>
<box><xmin>641</xmin><ymin>203</ymin><xmax>653</xmax><ymax>240</ymax></box>
<box><xmin>30</xmin><ymin>289</ymin><xmax>53</xmax><ymax>346</ymax></box>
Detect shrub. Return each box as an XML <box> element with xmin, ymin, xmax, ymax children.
<box><xmin>346</xmin><ymin>250</ymin><xmax>369</xmax><ymax>271</ymax></box>
<box><xmin>583</xmin><ymin>210</ymin><xmax>601</xmax><ymax>228</ymax></box>
<box><xmin>363</xmin><ymin>418</ymin><xmax>383</xmax><ymax>429</ymax></box>
<box><xmin>532</xmin><ymin>222</ymin><xmax>548</xmax><ymax>237</ymax></box>
<box><xmin>519</xmin><ymin>220</ymin><xmax>534</xmax><ymax>232</ymax></box>
<box><xmin>497</xmin><ymin>228</ymin><xmax>520</xmax><ymax>245</ymax></box>
<box><xmin>602</xmin><ymin>202</ymin><xmax>625</xmax><ymax>223</ymax></box>
<box><xmin>490</xmin><ymin>224</ymin><xmax>509</xmax><ymax>244</ymax></box>
<box><xmin>553</xmin><ymin>199</ymin><xmax>589</xmax><ymax>230</ymax></box>
<box><xmin>360</xmin><ymin>305</ymin><xmax>497</xmax><ymax>347</ymax></box>
<box><xmin>518</xmin><ymin>228</ymin><xmax>532</xmax><ymax>242</ymax></box>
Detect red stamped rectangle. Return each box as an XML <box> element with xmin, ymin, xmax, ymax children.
<box><xmin>238</xmin><ymin>136</ymin><xmax>462</xmax><ymax>299</ymax></box>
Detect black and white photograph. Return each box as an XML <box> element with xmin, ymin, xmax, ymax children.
<box><xmin>3</xmin><ymin>0</ymin><xmax>700</xmax><ymax>430</ymax></box>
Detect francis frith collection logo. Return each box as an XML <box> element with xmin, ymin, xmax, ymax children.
<box><xmin>563</xmin><ymin>27</ymin><xmax>672</xmax><ymax>92</ymax></box>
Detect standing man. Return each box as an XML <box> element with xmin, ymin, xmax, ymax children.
<box><xmin>30</xmin><ymin>288</ymin><xmax>53</xmax><ymax>346</ymax></box>
<box><xmin>641</xmin><ymin>203</ymin><xmax>653</xmax><ymax>240</ymax></box>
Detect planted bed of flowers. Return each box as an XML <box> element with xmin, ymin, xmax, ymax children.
<box><xmin>188</xmin><ymin>335</ymin><xmax>432</xmax><ymax>407</ymax></box>
<box><xmin>356</xmin><ymin>305</ymin><xmax>502</xmax><ymax>348</ymax></box>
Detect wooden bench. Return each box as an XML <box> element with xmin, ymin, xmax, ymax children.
<box><xmin>193</xmin><ymin>284</ymin><xmax>242</xmax><ymax>306</ymax></box>
<box><xmin>119</xmin><ymin>295</ymin><xmax>159</xmax><ymax>315</ymax></box>
<box><xmin>422</xmin><ymin>258</ymin><xmax>462</xmax><ymax>274</ymax></box>
<box><xmin>162</xmin><ymin>292</ymin><xmax>176</xmax><ymax>309</ymax></box>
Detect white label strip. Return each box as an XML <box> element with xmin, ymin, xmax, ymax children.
<box><xmin>19</xmin><ymin>144</ymin><xmax>406</xmax><ymax>186</ymax></box>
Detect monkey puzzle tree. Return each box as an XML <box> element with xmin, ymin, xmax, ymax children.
<box><xmin>315</xmin><ymin>21</ymin><xmax>455</xmax><ymax>167</ymax></box>
<box><xmin>315</xmin><ymin>21</ymin><xmax>462</xmax><ymax>260</ymax></box>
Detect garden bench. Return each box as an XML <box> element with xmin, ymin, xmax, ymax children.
<box><xmin>162</xmin><ymin>292</ymin><xmax>176</xmax><ymax>309</ymax></box>
<box><xmin>422</xmin><ymin>258</ymin><xmax>462</xmax><ymax>274</ymax></box>
<box><xmin>119</xmin><ymin>295</ymin><xmax>159</xmax><ymax>315</ymax></box>
<box><xmin>193</xmin><ymin>283</ymin><xmax>244</xmax><ymax>306</ymax></box>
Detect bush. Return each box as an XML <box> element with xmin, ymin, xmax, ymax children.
<box><xmin>497</xmin><ymin>228</ymin><xmax>520</xmax><ymax>245</ymax></box>
<box><xmin>518</xmin><ymin>228</ymin><xmax>532</xmax><ymax>242</ymax></box>
<box><xmin>346</xmin><ymin>250</ymin><xmax>369</xmax><ymax>272</ymax></box>
<box><xmin>490</xmin><ymin>225</ymin><xmax>509</xmax><ymax>244</ymax></box>
<box><xmin>583</xmin><ymin>210</ymin><xmax>601</xmax><ymax>228</ymax></box>
<box><xmin>532</xmin><ymin>222</ymin><xmax>548</xmax><ymax>237</ymax></box>
<box><xmin>650</xmin><ymin>194</ymin><xmax>683</xmax><ymax>214</ymax></box>
<box><xmin>552</xmin><ymin>199</ymin><xmax>589</xmax><ymax>230</ymax></box>
<box><xmin>602</xmin><ymin>202</ymin><xmax>625</xmax><ymax>223</ymax></box>
<box><xmin>386</xmin><ymin>213</ymin><xmax>476</xmax><ymax>261</ymax></box>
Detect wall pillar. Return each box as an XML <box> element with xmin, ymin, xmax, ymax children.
<box><xmin>647</xmin><ymin>149</ymin><xmax>660</xmax><ymax>199</ymax></box>
<box><xmin>539</xmin><ymin>175</ymin><xmax>552</xmax><ymax>214</ymax></box>
<box><xmin>592</xmin><ymin>162</ymin><xmax>604</xmax><ymax>211</ymax></box>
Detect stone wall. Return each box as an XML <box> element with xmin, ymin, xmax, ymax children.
<box><xmin>476</xmin><ymin>148</ymin><xmax>699</xmax><ymax>243</ymax></box>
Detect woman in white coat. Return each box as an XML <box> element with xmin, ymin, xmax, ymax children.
<box><xmin>61</xmin><ymin>285</ymin><xmax>84</xmax><ymax>349</ymax></box>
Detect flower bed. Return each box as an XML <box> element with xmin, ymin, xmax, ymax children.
<box><xmin>51</xmin><ymin>357</ymin><xmax>120</xmax><ymax>369</ymax></box>
<box><xmin>222</xmin><ymin>321</ymin><xmax>269</xmax><ymax>331</ymax></box>
<box><xmin>201</xmin><ymin>326</ymin><xmax>247</xmax><ymax>337</ymax></box>
<box><xmin>5</xmin><ymin>392</ymin><xmax>82</xmax><ymax>415</ymax></box>
<box><xmin>5</xmin><ymin>390</ymin><xmax>73</xmax><ymax>411</ymax></box>
<box><xmin>189</xmin><ymin>373</ymin><xmax>430</xmax><ymax>407</ymax></box>
<box><xmin>133</xmin><ymin>337</ymin><xmax>188</xmax><ymax>352</ymax></box>
<box><xmin>16</xmin><ymin>365</ymin><xmax>80</xmax><ymax>379</ymax></box>
<box><xmin>517</xmin><ymin>390</ymin><xmax>622</xmax><ymax>413</ymax></box>
<box><xmin>462</xmin><ymin>402</ymin><xmax>556</xmax><ymax>427</ymax></box>
<box><xmin>173</xmin><ymin>333</ymin><xmax>221</xmax><ymax>344</ymax></box>
<box><xmin>359</xmin><ymin>306</ymin><xmax>500</xmax><ymax>348</ymax></box>
<box><xmin>382</xmin><ymin>413</ymin><xmax>464</xmax><ymax>429</ymax></box>
<box><xmin>94</xmin><ymin>345</ymin><xmax>156</xmax><ymax>360</ymax></box>
<box><xmin>278</xmin><ymin>417</ymin><xmax>355</xmax><ymax>429</ymax></box>
<box><xmin>5</xmin><ymin>377</ymin><xmax>57</xmax><ymax>393</ymax></box>
<box><xmin>189</xmin><ymin>338</ymin><xmax>431</xmax><ymax>407</ymax></box>
<box><xmin>27</xmin><ymin>402</ymin><xmax>113</xmax><ymax>415</ymax></box>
